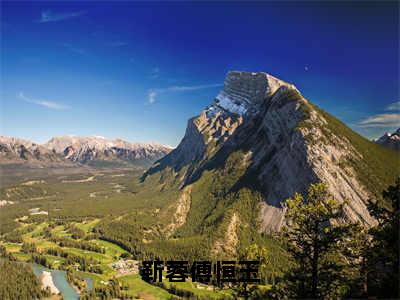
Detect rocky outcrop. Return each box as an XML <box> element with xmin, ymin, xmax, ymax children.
<box><xmin>375</xmin><ymin>128</ymin><xmax>400</xmax><ymax>151</ymax></box>
<box><xmin>164</xmin><ymin>185</ymin><xmax>192</xmax><ymax>237</ymax></box>
<box><xmin>212</xmin><ymin>213</ymin><xmax>240</xmax><ymax>257</ymax></box>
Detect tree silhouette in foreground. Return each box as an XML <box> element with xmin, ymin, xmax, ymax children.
<box><xmin>366</xmin><ymin>177</ymin><xmax>399</xmax><ymax>298</ymax></box>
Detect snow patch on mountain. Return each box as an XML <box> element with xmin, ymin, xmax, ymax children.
<box><xmin>44</xmin><ymin>136</ymin><xmax>172</xmax><ymax>164</ymax></box>
<box><xmin>375</xmin><ymin>128</ymin><xmax>400</xmax><ymax>151</ymax></box>
<box><xmin>215</xmin><ymin>92</ymin><xmax>248</xmax><ymax>115</ymax></box>
<box><xmin>0</xmin><ymin>135</ymin><xmax>172</xmax><ymax>166</ymax></box>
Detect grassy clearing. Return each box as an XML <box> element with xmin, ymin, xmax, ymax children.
<box><xmin>64</xmin><ymin>247</ymin><xmax>111</xmax><ymax>263</ymax></box>
<box><xmin>162</xmin><ymin>279</ymin><xmax>233</xmax><ymax>299</ymax></box>
<box><xmin>73</xmin><ymin>219</ymin><xmax>100</xmax><ymax>233</ymax></box>
<box><xmin>35</xmin><ymin>240</ymin><xmax>58</xmax><ymax>250</ymax></box>
<box><xmin>93</xmin><ymin>239</ymin><xmax>128</xmax><ymax>257</ymax></box>
<box><xmin>12</xmin><ymin>252</ymin><xmax>30</xmax><ymax>261</ymax></box>
<box><xmin>3</xmin><ymin>242</ymin><xmax>21</xmax><ymax>253</ymax></box>
<box><xmin>21</xmin><ymin>223</ymin><xmax>49</xmax><ymax>243</ymax></box>
<box><xmin>43</xmin><ymin>254</ymin><xmax>66</xmax><ymax>268</ymax></box>
<box><xmin>119</xmin><ymin>274</ymin><xmax>172</xmax><ymax>300</ymax></box>
<box><xmin>51</xmin><ymin>225</ymin><xmax>70</xmax><ymax>238</ymax></box>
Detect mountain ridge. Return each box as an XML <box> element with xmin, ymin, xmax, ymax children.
<box><xmin>375</xmin><ymin>128</ymin><xmax>400</xmax><ymax>151</ymax></box>
<box><xmin>0</xmin><ymin>135</ymin><xmax>172</xmax><ymax>168</ymax></box>
<box><xmin>142</xmin><ymin>71</ymin><xmax>399</xmax><ymax>240</ymax></box>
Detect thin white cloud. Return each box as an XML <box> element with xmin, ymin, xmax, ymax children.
<box><xmin>147</xmin><ymin>83</ymin><xmax>222</xmax><ymax>104</ymax></box>
<box><xmin>18</xmin><ymin>92</ymin><xmax>69</xmax><ymax>110</ymax></box>
<box><xmin>386</xmin><ymin>101</ymin><xmax>400</xmax><ymax>111</ymax></box>
<box><xmin>167</xmin><ymin>83</ymin><xmax>222</xmax><ymax>92</ymax></box>
<box><xmin>358</xmin><ymin>113</ymin><xmax>400</xmax><ymax>128</ymax></box>
<box><xmin>62</xmin><ymin>43</ymin><xmax>86</xmax><ymax>55</ymax></box>
<box><xmin>148</xmin><ymin>91</ymin><xmax>157</xmax><ymax>104</ymax></box>
<box><xmin>36</xmin><ymin>10</ymin><xmax>86</xmax><ymax>23</ymax></box>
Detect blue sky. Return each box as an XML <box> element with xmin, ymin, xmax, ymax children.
<box><xmin>1</xmin><ymin>1</ymin><xmax>399</xmax><ymax>146</ymax></box>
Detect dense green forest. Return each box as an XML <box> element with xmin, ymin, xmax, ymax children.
<box><xmin>0</xmin><ymin>260</ymin><xmax>49</xmax><ymax>300</ymax></box>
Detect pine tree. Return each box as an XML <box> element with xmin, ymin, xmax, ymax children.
<box><xmin>234</xmin><ymin>244</ymin><xmax>269</xmax><ymax>299</ymax></box>
<box><xmin>272</xmin><ymin>183</ymin><xmax>361</xmax><ymax>299</ymax></box>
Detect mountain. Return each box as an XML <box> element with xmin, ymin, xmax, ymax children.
<box><xmin>142</xmin><ymin>70</ymin><xmax>400</xmax><ymax>244</ymax></box>
<box><xmin>375</xmin><ymin>128</ymin><xmax>400</xmax><ymax>151</ymax></box>
<box><xmin>0</xmin><ymin>136</ymin><xmax>65</xmax><ymax>166</ymax></box>
<box><xmin>44</xmin><ymin>135</ymin><xmax>172</xmax><ymax>167</ymax></box>
<box><xmin>0</xmin><ymin>135</ymin><xmax>172</xmax><ymax>168</ymax></box>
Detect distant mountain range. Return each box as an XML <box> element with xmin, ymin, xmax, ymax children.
<box><xmin>0</xmin><ymin>135</ymin><xmax>172</xmax><ymax>168</ymax></box>
<box><xmin>141</xmin><ymin>70</ymin><xmax>399</xmax><ymax>244</ymax></box>
<box><xmin>375</xmin><ymin>128</ymin><xmax>400</xmax><ymax>151</ymax></box>
<box><xmin>0</xmin><ymin>136</ymin><xmax>64</xmax><ymax>165</ymax></box>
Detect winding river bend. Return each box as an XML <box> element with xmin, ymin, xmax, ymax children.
<box><xmin>31</xmin><ymin>263</ymin><xmax>93</xmax><ymax>300</ymax></box>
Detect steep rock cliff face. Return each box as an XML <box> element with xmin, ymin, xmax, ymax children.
<box><xmin>143</xmin><ymin>71</ymin><xmax>399</xmax><ymax>235</ymax></box>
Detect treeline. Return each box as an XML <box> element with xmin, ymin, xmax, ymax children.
<box><xmin>66</xmin><ymin>269</ymin><xmax>88</xmax><ymax>293</ymax></box>
<box><xmin>30</xmin><ymin>253</ymin><xmax>52</xmax><ymax>268</ymax></box>
<box><xmin>49</xmin><ymin>236</ymin><xmax>105</xmax><ymax>253</ymax></box>
<box><xmin>153</xmin><ymin>281</ymin><xmax>233</xmax><ymax>300</ymax></box>
<box><xmin>80</xmin><ymin>278</ymin><xmax>131</xmax><ymax>300</ymax></box>
<box><xmin>44</xmin><ymin>247</ymin><xmax>103</xmax><ymax>273</ymax></box>
<box><xmin>0</xmin><ymin>260</ymin><xmax>49</xmax><ymax>300</ymax></box>
<box><xmin>65</xmin><ymin>224</ymin><xmax>86</xmax><ymax>239</ymax></box>
<box><xmin>94</xmin><ymin>221</ymin><xmax>141</xmax><ymax>255</ymax></box>
<box><xmin>0</xmin><ymin>245</ymin><xmax>16</xmax><ymax>261</ymax></box>
<box><xmin>3</xmin><ymin>223</ymin><xmax>37</xmax><ymax>243</ymax></box>
<box><xmin>21</xmin><ymin>242</ymin><xmax>37</xmax><ymax>253</ymax></box>
<box><xmin>24</xmin><ymin>244</ymin><xmax>103</xmax><ymax>274</ymax></box>
<box><xmin>2</xmin><ymin>230</ymin><xmax>23</xmax><ymax>243</ymax></box>
<box><xmin>96</xmin><ymin>219</ymin><xmax>213</xmax><ymax>262</ymax></box>
<box><xmin>43</xmin><ymin>222</ymin><xmax>95</xmax><ymax>241</ymax></box>
<box><xmin>141</xmin><ymin>237</ymin><xmax>212</xmax><ymax>262</ymax></box>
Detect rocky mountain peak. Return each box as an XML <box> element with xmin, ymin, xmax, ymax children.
<box><xmin>145</xmin><ymin>71</ymin><xmax>305</xmax><ymax>180</ymax></box>
<box><xmin>207</xmin><ymin>71</ymin><xmax>296</xmax><ymax>117</ymax></box>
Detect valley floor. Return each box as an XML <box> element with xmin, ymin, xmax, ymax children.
<box><xmin>0</xmin><ymin>167</ymin><xmax>238</xmax><ymax>299</ymax></box>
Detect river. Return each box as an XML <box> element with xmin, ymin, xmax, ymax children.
<box><xmin>31</xmin><ymin>263</ymin><xmax>93</xmax><ymax>300</ymax></box>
